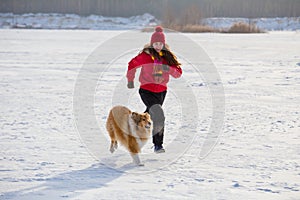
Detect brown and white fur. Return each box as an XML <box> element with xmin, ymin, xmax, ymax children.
<box><xmin>106</xmin><ymin>106</ymin><xmax>153</xmax><ymax>166</ymax></box>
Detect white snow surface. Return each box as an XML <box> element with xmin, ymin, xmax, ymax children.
<box><xmin>0</xmin><ymin>12</ymin><xmax>300</xmax><ymax>31</ymax></box>
<box><xmin>0</xmin><ymin>29</ymin><xmax>300</xmax><ymax>200</ymax></box>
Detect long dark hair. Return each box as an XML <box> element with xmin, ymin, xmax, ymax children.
<box><xmin>142</xmin><ymin>44</ymin><xmax>181</xmax><ymax>66</ymax></box>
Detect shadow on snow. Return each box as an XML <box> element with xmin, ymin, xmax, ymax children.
<box><xmin>2</xmin><ymin>162</ymin><xmax>135</xmax><ymax>200</ymax></box>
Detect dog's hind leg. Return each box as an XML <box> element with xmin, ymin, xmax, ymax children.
<box><xmin>106</xmin><ymin>118</ymin><xmax>117</xmax><ymax>153</ymax></box>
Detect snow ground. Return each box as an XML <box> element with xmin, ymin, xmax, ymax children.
<box><xmin>0</xmin><ymin>29</ymin><xmax>299</xmax><ymax>200</ymax></box>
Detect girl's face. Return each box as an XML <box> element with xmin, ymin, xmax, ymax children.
<box><xmin>152</xmin><ymin>42</ymin><xmax>164</xmax><ymax>53</ymax></box>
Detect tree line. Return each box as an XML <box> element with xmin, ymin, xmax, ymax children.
<box><xmin>0</xmin><ymin>0</ymin><xmax>299</xmax><ymax>18</ymax></box>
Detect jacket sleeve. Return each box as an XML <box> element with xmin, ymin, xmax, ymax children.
<box><xmin>127</xmin><ymin>53</ymin><xmax>147</xmax><ymax>82</ymax></box>
<box><xmin>169</xmin><ymin>65</ymin><xmax>182</xmax><ymax>78</ymax></box>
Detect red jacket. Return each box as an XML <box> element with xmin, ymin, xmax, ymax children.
<box><xmin>127</xmin><ymin>51</ymin><xmax>182</xmax><ymax>93</ymax></box>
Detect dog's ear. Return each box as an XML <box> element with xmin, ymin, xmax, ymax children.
<box><xmin>145</xmin><ymin>112</ymin><xmax>151</xmax><ymax>119</ymax></box>
<box><xmin>131</xmin><ymin>112</ymin><xmax>141</xmax><ymax>123</ymax></box>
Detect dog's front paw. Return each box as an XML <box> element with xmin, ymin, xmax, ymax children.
<box><xmin>109</xmin><ymin>147</ymin><xmax>115</xmax><ymax>153</ymax></box>
<box><xmin>110</xmin><ymin>141</ymin><xmax>118</xmax><ymax>153</ymax></box>
<box><xmin>133</xmin><ymin>161</ymin><xmax>144</xmax><ymax>166</ymax></box>
<box><xmin>131</xmin><ymin>154</ymin><xmax>144</xmax><ymax>166</ymax></box>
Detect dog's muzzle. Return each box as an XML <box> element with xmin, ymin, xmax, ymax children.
<box><xmin>145</xmin><ymin>122</ymin><xmax>152</xmax><ymax>129</ymax></box>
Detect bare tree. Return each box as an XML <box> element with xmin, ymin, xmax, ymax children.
<box><xmin>0</xmin><ymin>0</ymin><xmax>299</xmax><ymax>18</ymax></box>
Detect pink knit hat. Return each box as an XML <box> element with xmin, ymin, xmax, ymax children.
<box><xmin>150</xmin><ymin>26</ymin><xmax>165</xmax><ymax>45</ymax></box>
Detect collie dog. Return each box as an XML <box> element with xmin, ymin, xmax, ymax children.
<box><xmin>106</xmin><ymin>106</ymin><xmax>152</xmax><ymax>166</ymax></box>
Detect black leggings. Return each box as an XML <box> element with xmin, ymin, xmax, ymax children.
<box><xmin>139</xmin><ymin>88</ymin><xmax>167</xmax><ymax>146</ymax></box>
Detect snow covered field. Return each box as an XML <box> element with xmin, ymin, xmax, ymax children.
<box><xmin>0</xmin><ymin>29</ymin><xmax>299</xmax><ymax>200</ymax></box>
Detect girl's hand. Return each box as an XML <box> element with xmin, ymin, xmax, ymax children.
<box><xmin>127</xmin><ymin>81</ymin><xmax>134</xmax><ymax>89</ymax></box>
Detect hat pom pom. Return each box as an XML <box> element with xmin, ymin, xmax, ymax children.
<box><xmin>155</xmin><ymin>26</ymin><xmax>163</xmax><ymax>32</ymax></box>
